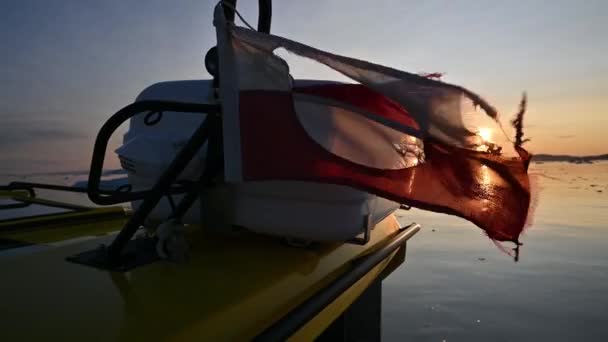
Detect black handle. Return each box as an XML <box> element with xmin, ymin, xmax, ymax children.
<box><xmin>257</xmin><ymin>0</ymin><xmax>272</xmax><ymax>33</ymax></box>
<box><xmin>87</xmin><ymin>100</ymin><xmax>220</xmax><ymax>205</ymax></box>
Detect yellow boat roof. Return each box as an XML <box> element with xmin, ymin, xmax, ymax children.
<box><xmin>0</xmin><ymin>201</ymin><xmax>416</xmax><ymax>341</ymax></box>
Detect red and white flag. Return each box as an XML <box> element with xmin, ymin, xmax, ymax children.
<box><xmin>214</xmin><ymin>5</ymin><xmax>532</xmax><ymax>251</ymax></box>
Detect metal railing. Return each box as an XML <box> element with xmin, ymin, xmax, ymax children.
<box><xmin>2</xmin><ymin>100</ymin><xmax>221</xmax><ymax>266</ymax></box>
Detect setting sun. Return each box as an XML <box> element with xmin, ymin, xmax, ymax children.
<box><xmin>478</xmin><ymin>127</ymin><xmax>492</xmax><ymax>142</ymax></box>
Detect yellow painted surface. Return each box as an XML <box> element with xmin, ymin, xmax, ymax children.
<box><xmin>288</xmin><ymin>250</ymin><xmax>399</xmax><ymax>342</ymax></box>
<box><xmin>1</xmin><ymin>189</ymin><xmax>87</xmax><ymax>208</ymax></box>
<box><xmin>0</xmin><ymin>213</ymin><xmax>406</xmax><ymax>341</ymax></box>
<box><xmin>1</xmin><ymin>207</ymin><xmax>128</xmax><ymax>243</ymax></box>
<box><xmin>0</xmin><ymin>189</ymin><xmax>33</xmax><ymax>198</ymax></box>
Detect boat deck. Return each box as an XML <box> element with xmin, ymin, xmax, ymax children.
<box><xmin>0</xmin><ymin>191</ymin><xmax>419</xmax><ymax>341</ymax></box>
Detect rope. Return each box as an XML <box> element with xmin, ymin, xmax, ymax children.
<box><xmin>220</xmin><ymin>1</ymin><xmax>256</xmax><ymax>31</ymax></box>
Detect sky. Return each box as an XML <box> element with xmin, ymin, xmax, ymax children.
<box><xmin>1</xmin><ymin>0</ymin><xmax>607</xmax><ymax>174</ymax></box>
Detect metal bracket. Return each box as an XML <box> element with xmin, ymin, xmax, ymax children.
<box><xmin>66</xmin><ymin>237</ymin><xmax>160</xmax><ymax>272</ymax></box>
<box><xmin>347</xmin><ymin>214</ymin><xmax>372</xmax><ymax>246</ymax></box>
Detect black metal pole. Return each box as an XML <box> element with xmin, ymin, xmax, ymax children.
<box><xmin>106</xmin><ymin>118</ymin><xmax>212</xmax><ymax>263</ymax></box>
<box><xmin>4</xmin><ymin>182</ymin><xmax>87</xmax><ymax>194</ymax></box>
<box><xmin>223</xmin><ymin>0</ymin><xmax>237</xmax><ymax>23</ymax></box>
<box><xmin>169</xmin><ymin>114</ymin><xmax>223</xmax><ymax>222</ymax></box>
<box><xmin>87</xmin><ymin>101</ymin><xmax>219</xmax><ymax>205</ymax></box>
<box><xmin>253</xmin><ymin>223</ymin><xmax>421</xmax><ymax>341</ymax></box>
<box><xmin>257</xmin><ymin>0</ymin><xmax>272</xmax><ymax>33</ymax></box>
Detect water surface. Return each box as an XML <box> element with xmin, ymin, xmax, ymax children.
<box><xmin>2</xmin><ymin>162</ymin><xmax>607</xmax><ymax>341</ymax></box>
<box><xmin>384</xmin><ymin>162</ymin><xmax>608</xmax><ymax>341</ymax></box>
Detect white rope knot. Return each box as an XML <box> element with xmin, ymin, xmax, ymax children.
<box><xmin>156</xmin><ymin>219</ymin><xmax>190</xmax><ymax>262</ymax></box>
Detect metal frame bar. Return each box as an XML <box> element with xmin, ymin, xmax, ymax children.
<box><xmin>82</xmin><ymin>100</ymin><xmax>220</xmax><ymax>263</ymax></box>
<box><xmin>12</xmin><ymin>0</ymin><xmax>275</xmax><ymax>266</ymax></box>
<box><xmin>87</xmin><ymin>100</ymin><xmax>220</xmax><ymax>205</ymax></box>
<box><xmin>0</xmin><ymin>101</ymin><xmax>220</xmax><ymax>208</ymax></box>
<box><xmin>2</xmin><ymin>100</ymin><xmax>220</xmax><ymax>266</ymax></box>
<box><xmin>221</xmin><ymin>1</ymin><xmax>272</xmax><ymax>33</ymax></box>
<box><xmin>0</xmin><ymin>181</ymin><xmax>155</xmax><ymax>204</ymax></box>
<box><xmin>254</xmin><ymin>223</ymin><xmax>420</xmax><ymax>341</ymax></box>
<box><xmin>347</xmin><ymin>214</ymin><xmax>372</xmax><ymax>245</ymax></box>
<box><xmin>106</xmin><ymin>116</ymin><xmax>213</xmax><ymax>262</ymax></box>
<box><xmin>0</xmin><ymin>184</ymin><xmax>92</xmax><ymax>213</ymax></box>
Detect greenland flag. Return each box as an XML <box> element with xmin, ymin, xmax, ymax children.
<box><xmin>214</xmin><ymin>5</ymin><xmax>532</xmax><ymax>252</ymax></box>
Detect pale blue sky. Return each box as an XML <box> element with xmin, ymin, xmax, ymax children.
<box><xmin>1</xmin><ymin>0</ymin><xmax>606</xmax><ymax>173</ymax></box>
